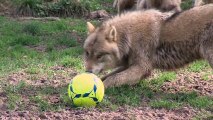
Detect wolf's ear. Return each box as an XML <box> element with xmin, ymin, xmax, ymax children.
<box><xmin>108</xmin><ymin>26</ymin><xmax>117</xmax><ymax>42</ymax></box>
<box><xmin>87</xmin><ymin>22</ymin><xmax>95</xmax><ymax>34</ymax></box>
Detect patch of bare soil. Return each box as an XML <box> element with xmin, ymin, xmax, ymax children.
<box><xmin>0</xmin><ymin>1</ymin><xmax>13</xmax><ymax>16</ymax></box>
<box><xmin>6</xmin><ymin>71</ymin><xmax>28</xmax><ymax>85</ymax></box>
<box><xmin>25</xmin><ymin>45</ymin><xmax>47</xmax><ymax>52</ymax></box>
<box><xmin>1</xmin><ymin>67</ymin><xmax>212</xmax><ymax>119</ymax></box>
<box><xmin>0</xmin><ymin>106</ymin><xmax>199</xmax><ymax>120</ymax></box>
<box><xmin>5</xmin><ymin>66</ymin><xmax>77</xmax><ymax>87</ymax></box>
<box><xmin>161</xmin><ymin>69</ymin><xmax>213</xmax><ymax>96</ymax></box>
<box><xmin>26</xmin><ymin>44</ymin><xmax>69</xmax><ymax>52</ymax></box>
<box><xmin>88</xmin><ymin>10</ymin><xmax>110</xmax><ymax>20</ymax></box>
<box><xmin>16</xmin><ymin>17</ymin><xmax>61</xmax><ymax>21</ymax></box>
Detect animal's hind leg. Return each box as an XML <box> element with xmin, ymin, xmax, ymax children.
<box><xmin>201</xmin><ymin>45</ymin><xmax>213</xmax><ymax>69</ymax></box>
<box><xmin>200</xmin><ymin>22</ymin><xmax>213</xmax><ymax>69</ymax></box>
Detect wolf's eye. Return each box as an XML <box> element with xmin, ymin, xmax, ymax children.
<box><xmin>97</xmin><ymin>54</ymin><xmax>103</xmax><ymax>59</ymax></box>
<box><xmin>85</xmin><ymin>51</ymin><xmax>89</xmax><ymax>56</ymax></box>
<box><xmin>97</xmin><ymin>53</ymin><xmax>108</xmax><ymax>60</ymax></box>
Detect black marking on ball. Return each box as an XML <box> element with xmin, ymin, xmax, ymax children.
<box><xmin>75</xmin><ymin>94</ymin><xmax>81</xmax><ymax>98</ymax></box>
<box><xmin>92</xmin><ymin>97</ymin><xmax>98</xmax><ymax>102</ymax></box>
<box><xmin>70</xmin><ymin>86</ymin><xmax>74</xmax><ymax>93</ymax></box>
<box><xmin>83</xmin><ymin>93</ymin><xmax>90</xmax><ymax>97</ymax></box>
<box><xmin>93</xmin><ymin>85</ymin><xmax>97</xmax><ymax>92</ymax></box>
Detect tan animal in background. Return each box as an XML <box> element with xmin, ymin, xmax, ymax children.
<box><xmin>113</xmin><ymin>0</ymin><xmax>137</xmax><ymax>14</ymax></box>
<box><xmin>137</xmin><ymin>0</ymin><xmax>182</xmax><ymax>12</ymax></box>
<box><xmin>113</xmin><ymin>0</ymin><xmax>182</xmax><ymax>14</ymax></box>
<box><xmin>84</xmin><ymin>4</ymin><xmax>213</xmax><ymax>88</ymax></box>
<box><xmin>161</xmin><ymin>0</ymin><xmax>182</xmax><ymax>11</ymax></box>
<box><xmin>194</xmin><ymin>0</ymin><xmax>204</xmax><ymax>6</ymax></box>
<box><xmin>194</xmin><ymin>0</ymin><xmax>213</xmax><ymax>7</ymax></box>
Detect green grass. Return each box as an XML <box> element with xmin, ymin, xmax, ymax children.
<box><xmin>202</xmin><ymin>72</ymin><xmax>213</xmax><ymax>81</ymax></box>
<box><xmin>181</xmin><ymin>0</ymin><xmax>194</xmax><ymax>10</ymax></box>
<box><xmin>0</xmin><ymin>17</ymin><xmax>85</xmax><ymax>76</ymax></box>
<box><xmin>150</xmin><ymin>71</ymin><xmax>177</xmax><ymax>89</ymax></box>
<box><xmin>188</xmin><ymin>61</ymin><xmax>209</xmax><ymax>72</ymax></box>
<box><xmin>10</xmin><ymin>34</ymin><xmax>40</xmax><ymax>46</ymax></box>
<box><xmin>88</xmin><ymin>0</ymin><xmax>115</xmax><ymax>13</ymax></box>
<box><xmin>104</xmin><ymin>72</ymin><xmax>176</xmax><ymax>106</ymax></box>
<box><xmin>6</xmin><ymin>93</ymin><xmax>21</xmax><ymax>110</ymax></box>
<box><xmin>193</xmin><ymin>110</ymin><xmax>213</xmax><ymax>120</ymax></box>
<box><xmin>105</xmin><ymin>85</ymin><xmax>141</xmax><ymax>106</ymax></box>
<box><xmin>30</xmin><ymin>95</ymin><xmax>51</xmax><ymax>111</ymax></box>
<box><xmin>11</xmin><ymin>0</ymin><xmax>115</xmax><ymax>17</ymax></box>
<box><xmin>25</xmin><ymin>67</ymin><xmax>41</xmax><ymax>74</ymax></box>
<box><xmin>0</xmin><ymin>17</ymin><xmax>87</xmax><ymax>111</ymax></box>
<box><xmin>4</xmin><ymin>81</ymin><xmax>26</xmax><ymax>110</ymax></box>
<box><xmin>2</xmin><ymin>80</ymin><xmax>69</xmax><ymax>111</ymax></box>
<box><xmin>104</xmin><ymin>70</ymin><xmax>212</xmax><ymax>110</ymax></box>
<box><xmin>0</xmin><ymin>2</ymin><xmax>213</xmax><ymax>114</ymax></box>
<box><xmin>188</xmin><ymin>96</ymin><xmax>213</xmax><ymax>109</ymax></box>
<box><xmin>23</xmin><ymin>22</ymin><xmax>41</xmax><ymax>35</ymax></box>
<box><xmin>150</xmin><ymin>100</ymin><xmax>181</xmax><ymax>109</ymax></box>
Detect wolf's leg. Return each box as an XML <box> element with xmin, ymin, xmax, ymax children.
<box><xmin>117</xmin><ymin>0</ymin><xmax>121</xmax><ymax>14</ymax></box>
<box><xmin>201</xmin><ymin>46</ymin><xmax>213</xmax><ymax>68</ymax></box>
<box><xmin>194</xmin><ymin>0</ymin><xmax>203</xmax><ymax>7</ymax></box>
<box><xmin>101</xmin><ymin>66</ymin><xmax>127</xmax><ymax>81</ymax></box>
<box><xmin>136</xmin><ymin>0</ymin><xmax>147</xmax><ymax>10</ymax></box>
<box><xmin>200</xmin><ymin>22</ymin><xmax>213</xmax><ymax>68</ymax></box>
<box><xmin>113</xmin><ymin>0</ymin><xmax>118</xmax><ymax>8</ymax></box>
<box><xmin>103</xmin><ymin>65</ymin><xmax>151</xmax><ymax>88</ymax></box>
<box><xmin>201</xmin><ymin>43</ymin><xmax>213</xmax><ymax>69</ymax></box>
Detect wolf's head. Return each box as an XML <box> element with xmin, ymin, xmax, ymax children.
<box><xmin>83</xmin><ymin>22</ymin><xmax>121</xmax><ymax>74</ymax></box>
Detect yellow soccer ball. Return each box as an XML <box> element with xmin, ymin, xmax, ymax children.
<box><xmin>68</xmin><ymin>73</ymin><xmax>104</xmax><ymax>107</ymax></box>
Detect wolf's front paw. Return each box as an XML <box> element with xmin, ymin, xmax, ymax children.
<box><xmin>103</xmin><ymin>79</ymin><xmax>112</xmax><ymax>89</ymax></box>
<box><xmin>101</xmin><ymin>75</ymin><xmax>108</xmax><ymax>81</ymax></box>
<box><xmin>103</xmin><ymin>76</ymin><xmax>116</xmax><ymax>89</ymax></box>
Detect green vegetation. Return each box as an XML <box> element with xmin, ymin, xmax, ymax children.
<box><xmin>0</xmin><ymin>1</ymin><xmax>212</xmax><ymax>119</ymax></box>
<box><xmin>105</xmin><ymin>77</ymin><xmax>213</xmax><ymax>110</ymax></box>
<box><xmin>10</xmin><ymin>0</ymin><xmax>114</xmax><ymax>17</ymax></box>
<box><xmin>150</xmin><ymin>71</ymin><xmax>177</xmax><ymax>89</ymax></box>
<box><xmin>13</xmin><ymin>0</ymin><xmax>90</xmax><ymax>17</ymax></box>
<box><xmin>181</xmin><ymin>0</ymin><xmax>194</xmax><ymax>10</ymax></box>
<box><xmin>0</xmin><ymin>17</ymin><xmax>85</xmax><ymax>76</ymax></box>
<box><xmin>188</xmin><ymin>60</ymin><xmax>209</xmax><ymax>72</ymax></box>
<box><xmin>150</xmin><ymin>100</ymin><xmax>180</xmax><ymax>109</ymax></box>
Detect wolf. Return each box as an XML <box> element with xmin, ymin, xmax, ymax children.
<box><xmin>114</xmin><ymin>0</ymin><xmax>182</xmax><ymax>14</ymax></box>
<box><xmin>84</xmin><ymin>4</ymin><xmax>213</xmax><ymax>88</ymax></box>
<box><xmin>194</xmin><ymin>0</ymin><xmax>213</xmax><ymax>7</ymax></box>
<box><xmin>113</xmin><ymin>0</ymin><xmax>136</xmax><ymax>14</ymax></box>
<box><xmin>137</xmin><ymin>0</ymin><xmax>182</xmax><ymax>12</ymax></box>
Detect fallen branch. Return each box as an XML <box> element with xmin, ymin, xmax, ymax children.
<box><xmin>16</xmin><ymin>17</ymin><xmax>61</xmax><ymax>21</ymax></box>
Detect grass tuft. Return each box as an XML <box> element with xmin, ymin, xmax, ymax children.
<box><xmin>105</xmin><ymin>85</ymin><xmax>141</xmax><ymax>106</ymax></box>
<box><xmin>10</xmin><ymin>34</ymin><xmax>40</xmax><ymax>46</ymax></box>
<box><xmin>188</xmin><ymin>61</ymin><xmax>209</xmax><ymax>72</ymax></box>
<box><xmin>150</xmin><ymin>71</ymin><xmax>177</xmax><ymax>88</ymax></box>
<box><xmin>188</xmin><ymin>96</ymin><xmax>213</xmax><ymax>109</ymax></box>
<box><xmin>23</xmin><ymin>22</ymin><xmax>41</xmax><ymax>35</ymax></box>
<box><xmin>30</xmin><ymin>95</ymin><xmax>51</xmax><ymax>111</ymax></box>
<box><xmin>60</xmin><ymin>56</ymin><xmax>83</xmax><ymax>70</ymax></box>
<box><xmin>150</xmin><ymin>100</ymin><xmax>181</xmax><ymax>109</ymax></box>
<box><xmin>181</xmin><ymin>0</ymin><xmax>194</xmax><ymax>10</ymax></box>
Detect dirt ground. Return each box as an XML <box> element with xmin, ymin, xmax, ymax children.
<box><xmin>0</xmin><ymin>106</ymin><xmax>200</xmax><ymax>120</ymax></box>
<box><xmin>0</xmin><ymin>67</ymin><xmax>212</xmax><ymax>120</ymax></box>
<box><xmin>0</xmin><ymin>1</ymin><xmax>212</xmax><ymax>119</ymax></box>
